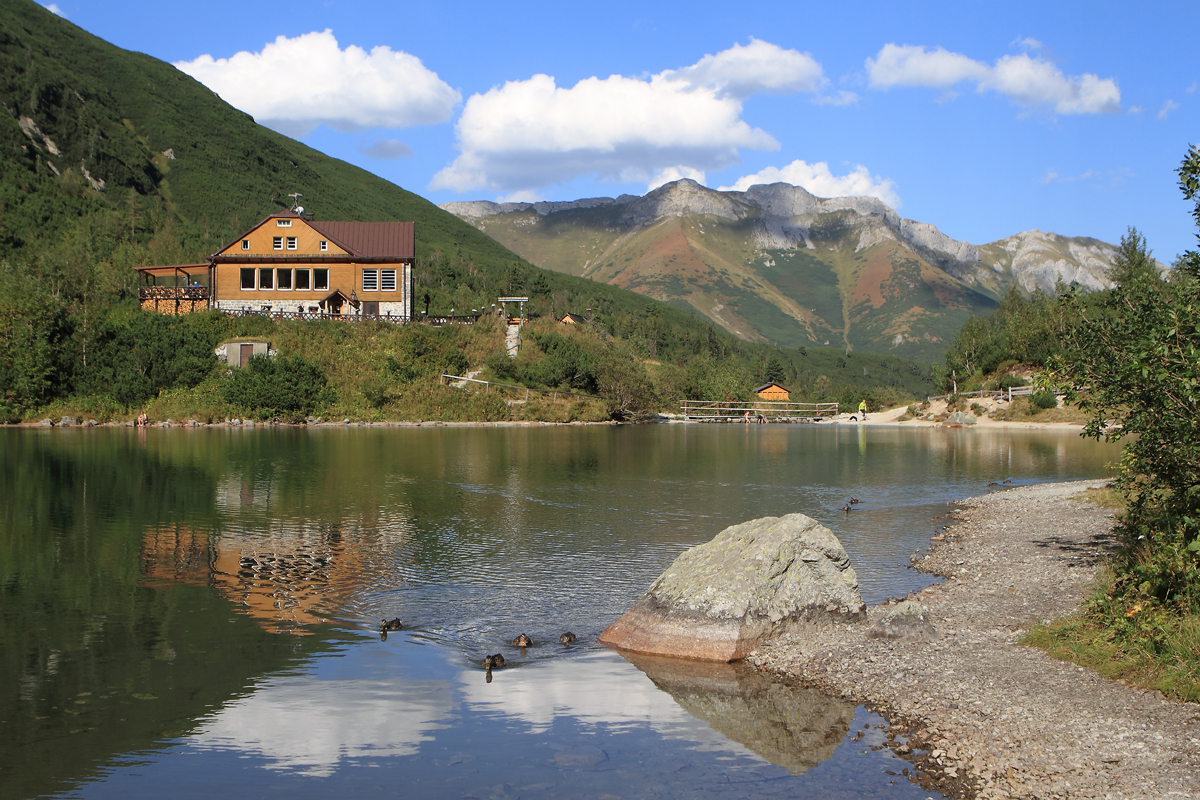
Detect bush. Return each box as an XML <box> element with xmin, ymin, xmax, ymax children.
<box><xmin>1032</xmin><ymin>389</ymin><xmax>1058</xmax><ymax>409</ymax></box>
<box><xmin>222</xmin><ymin>354</ymin><xmax>334</xmax><ymax>420</ymax></box>
<box><xmin>970</xmin><ymin>402</ymin><xmax>986</xmax><ymax>416</ymax></box>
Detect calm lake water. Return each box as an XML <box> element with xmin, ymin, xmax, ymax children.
<box><xmin>0</xmin><ymin>424</ymin><xmax>1120</xmax><ymax>799</ymax></box>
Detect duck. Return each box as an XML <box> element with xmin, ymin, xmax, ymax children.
<box><xmin>483</xmin><ymin>653</ymin><xmax>506</xmax><ymax>670</ymax></box>
<box><xmin>849</xmin><ymin>498</ymin><xmax>860</xmax><ymax>504</ymax></box>
<box><xmin>559</xmin><ymin>632</ymin><xmax>578</xmax><ymax>645</ymax></box>
<box><xmin>1003</xmin><ymin>479</ymin><xmax>1012</xmax><ymax>484</ymax></box>
<box><xmin>842</xmin><ymin>504</ymin><xmax>852</xmax><ymax>513</ymax></box>
<box><xmin>511</xmin><ymin>633</ymin><xmax>533</xmax><ymax>647</ymax></box>
<box><xmin>988</xmin><ymin>481</ymin><xmax>1000</xmax><ymax>487</ymax></box>
<box><xmin>380</xmin><ymin>618</ymin><xmax>403</xmax><ymax>631</ymax></box>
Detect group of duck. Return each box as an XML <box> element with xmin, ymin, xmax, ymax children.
<box><xmin>841</xmin><ymin>497</ymin><xmax>861</xmax><ymax>513</ymax></box>
<box><xmin>378</xmin><ymin>619</ymin><xmax>580</xmax><ymax>678</ymax></box>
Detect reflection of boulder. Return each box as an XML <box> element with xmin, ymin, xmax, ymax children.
<box><xmin>599</xmin><ymin>514</ymin><xmax>865</xmax><ymax>661</ymax></box>
<box><xmin>623</xmin><ymin>652</ymin><xmax>855</xmax><ymax>775</ymax></box>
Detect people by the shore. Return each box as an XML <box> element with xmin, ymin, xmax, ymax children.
<box><xmin>858</xmin><ymin>399</ymin><xmax>868</xmax><ymax>420</ymax></box>
<box><xmin>136</xmin><ymin>411</ymin><xmax>148</xmax><ymax>427</ymax></box>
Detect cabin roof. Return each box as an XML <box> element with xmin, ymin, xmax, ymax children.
<box><xmin>213</xmin><ymin>211</ymin><xmax>415</xmax><ymax>260</ymax></box>
<box><xmin>754</xmin><ymin>382</ymin><xmax>788</xmax><ymax>393</ymax></box>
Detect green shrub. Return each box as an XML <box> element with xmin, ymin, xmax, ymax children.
<box><xmin>1032</xmin><ymin>389</ymin><xmax>1058</xmax><ymax>409</ymax></box>
<box><xmin>222</xmin><ymin>354</ymin><xmax>334</xmax><ymax>420</ymax></box>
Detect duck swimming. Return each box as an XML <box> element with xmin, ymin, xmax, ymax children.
<box><xmin>559</xmin><ymin>632</ymin><xmax>578</xmax><ymax>644</ymax></box>
<box><xmin>483</xmin><ymin>654</ymin><xmax>506</xmax><ymax>670</ymax></box>
<box><xmin>511</xmin><ymin>633</ymin><xmax>533</xmax><ymax>647</ymax></box>
<box><xmin>380</xmin><ymin>618</ymin><xmax>403</xmax><ymax>631</ymax></box>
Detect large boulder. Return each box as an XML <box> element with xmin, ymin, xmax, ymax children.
<box><xmin>598</xmin><ymin>514</ymin><xmax>865</xmax><ymax>662</ymax></box>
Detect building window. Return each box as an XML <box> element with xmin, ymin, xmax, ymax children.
<box><xmin>277</xmin><ymin>269</ymin><xmax>293</xmax><ymax>290</ymax></box>
<box><xmin>259</xmin><ymin>268</ymin><xmax>274</xmax><ymax>290</ymax></box>
<box><xmin>276</xmin><ymin>219</ymin><xmax>292</xmax><ymax>227</ymax></box>
<box><xmin>314</xmin><ymin>269</ymin><xmax>329</xmax><ymax>291</ymax></box>
<box><xmin>241</xmin><ymin>239</ymin><xmax>249</xmax><ymax>250</ymax></box>
<box><xmin>240</xmin><ymin>268</ymin><xmax>255</xmax><ymax>289</ymax></box>
<box><xmin>319</xmin><ymin>240</ymin><xmax>328</xmax><ymax>251</ymax></box>
<box><xmin>295</xmin><ymin>269</ymin><xmax>311</xmax><ymax>290</ymax></box>
<box><xmin>286</xmin><ymin>236</ymin><xmax>297</xmax><ymax>251</ymax></box>
<box><xmin>362</xmin><ymin>269</ymin><xmax>379</xmax><ymax>291</ymax></box>
<box><xmin>381</xmin><ymin>269</ymin><xmax>397</xmax><ymax>291</ymax></box>
<box><xmin>273</xmin><ymin>236</ymin><xmax>283</xmax><ymax>250</ymax></box>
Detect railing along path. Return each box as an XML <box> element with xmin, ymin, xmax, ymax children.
<box><xmin>680</xmin><ymin>400</ymin><xmax>839</xmax><ymax>422</ymax></box>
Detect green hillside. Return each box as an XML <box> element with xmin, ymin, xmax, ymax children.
<box><xmin>0</xmin><ymin>0</ymin><xmax>937</xmax><ymax>420</ymax></box>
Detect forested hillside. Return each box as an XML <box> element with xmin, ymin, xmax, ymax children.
<box><xmin>0</xmin><ymin>0</ymin><xmax>935</xmax><ymax>421</ymax></box>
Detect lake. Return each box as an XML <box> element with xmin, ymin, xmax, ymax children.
<box><xmin>0</xmin><ymin>424</ymin><xmax>1120</xmax><ymax>799</ymax></box>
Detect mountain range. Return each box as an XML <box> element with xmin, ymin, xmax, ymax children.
<box><xmin>444</xmin><ymin>180</ymin><xmax>1131</xmax><ymax>361</ymax></box>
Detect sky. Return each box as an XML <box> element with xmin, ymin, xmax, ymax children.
<box><xmin>42</xmin><ymin>0</ymin><xmax>1200</xmax><ymax>260</ymax></box>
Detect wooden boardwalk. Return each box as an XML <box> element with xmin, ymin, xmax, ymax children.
<box><xmin>680</xmin><ymin>400</ymin><xmax>839</xmax><ymax>423</ymax></box>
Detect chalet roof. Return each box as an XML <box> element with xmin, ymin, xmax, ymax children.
<box><xmin>754</xmin><ymin>382</ymin><xmax>788</xmax><ymax>393</ymax></box>
<box><xmin>560</xmin><ymin>313</ymin><xmax>588</xmax><ymax>324</ymax></box>
<box><xmin>213</xmin><ymin>211</ymin><xmax>415</xmax><ymax>260</ymax></box>
<box><xmin>308</xmin><ymin>220</ymin><xmax>414</xmax><ymax>259</ymax></box>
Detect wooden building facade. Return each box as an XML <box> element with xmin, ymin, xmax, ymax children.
<box><xmin>138</xmin><ymin>210</ymin><xmax>415</xmax><ymax>321</ymax></box>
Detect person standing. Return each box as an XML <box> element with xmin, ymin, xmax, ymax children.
<box><xmin>858</xmin><ymin>399</ymin><xmax>868</xmax><ymax>421</ymax></box>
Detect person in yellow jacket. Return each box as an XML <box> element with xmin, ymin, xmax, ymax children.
<box><xmin>858</xmin><ymin>399</ymin><xmax>868</xmax><ymax>421</ymax></box>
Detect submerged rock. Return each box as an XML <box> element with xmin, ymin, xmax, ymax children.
<box><xmin>598</xmin><ymin>514</ymin><xmax>865</xmax><ymax>662</ymax></box>
<box><xmin>869</xmin><ymin>600</ymin><xmax>939</xmax><ymax>642</ymax></box>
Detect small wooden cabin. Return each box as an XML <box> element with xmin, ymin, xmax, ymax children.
<box><xmin>754</xmin><ymin>382</ymin><xmax>790</xmax><ymax>401</ymax></box>
<box><xmin>559</xmin><ymin>313</ymin><xmax>588</xmax><ymax>325</ymax></box>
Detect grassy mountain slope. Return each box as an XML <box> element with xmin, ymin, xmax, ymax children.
<box><xmin>458</xmin><ymin>203</ymin><xmax>991</xmax><ymax>361</ymax></box>
<box><xmin>447</xmin><ymin>181</ymin><xmax>1129</xmax><ymax>362</ymax></box>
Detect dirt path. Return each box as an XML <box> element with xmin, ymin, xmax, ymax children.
<box><xmin>751</xmin><ymin>481</ymin><xmax>1200</xmax><ymax>799</ymax></box>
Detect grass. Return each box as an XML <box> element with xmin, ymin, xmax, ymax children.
<box><xmin>991</xmin><ymin>396</ymin><xmax>1090</xmax><ymax>423</ymax></box>
<box><xmin>1023</xmin><ymin>597</ymin><xmax>1200</xmax><ymax>702</ymax></box>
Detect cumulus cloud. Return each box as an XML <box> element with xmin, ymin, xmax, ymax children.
<box><xmin>812</xmin><ymin>90</ymin><xmax>859</xmax><ymax>106</ymax></box>
<box><xmin>358</xmin><ymin>139</ymin><xmax>414</xmax><ymax>159</ymax></box>
<box><xmin>175</xmin><ymin>30</ymin><xmax>460</xmax><ymax>137</ymax></box>
<box><xmin>41</xmin><ymin>3</ymin><xmax>65</xmax><ymax>16</ymax></box>
<box><xmin>431</xmin><ymin>40</ymin><xmax>825</xmax><ymax>194</ymax></box>
<box><xmin>1158</xmin><ymin>99</ymin><xmax>1180</xmax><ymax>120</ymax></box>
<box><xmin>719</xmin><ymin>159</ymin><xmax>901</xmax><ymax>208</ymax></box>
<box><xmin>866</xmin><ymin>44</ymin><xmax>1120</xmax><ymax>114</ymax></box>
<box><xmin>657</xmin><ymin>38</ymin><xmax>825</xmax><ymax>98</ymax></box>
<box><xmin>648</xmin><ymin>166</ymin><xmax>707</xmax><ymax>191</ymax></box>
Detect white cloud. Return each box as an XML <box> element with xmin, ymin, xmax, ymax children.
<box><xmin>1040</xmin><ymin>167</ymin><xmax>1134</xmax><ymax>187</ymax></box>
<box><xmin>431</xmin><ymin>40</ymin><xmax>824</xmax><ymax>194</ymax></box>
<box><xmin>1158</xmin><ymin>99</ymin><xmax>1180</xmax><ymax>120</ymax></box>
<box><xmin>358</xmin><ymin>139</ymin><xmax>414</xmax><ymax>159</ymax></box>
<box><xmin>1188</xmin><ymin>82</ymin><xmax>1197</xmax><ymax>94</ymax></box>
<box><xmin>1129</xmin><ymin>105</ymin><xmax>1143</xmax><ymax>114</ymax></box>
<box><xmin>648</xmin><ymin>166</ymin><xmax>707</xmax><ymax>191</ymax></box>
<box><xmin>719</xmin><ymin>159</ymin><xmax>901</xmax><ymax>208</ymax></box>
<box><xmin>657</xmin><ymin>38</ymin><xmax>825</xmax><ymax>99</ymax></box>
<box><xmin>866</xmin><ymin>44</ymin><xmax>1120</xmax><ymax>115</ymax></box>
<box><xmin>41</xmin><ymin>3</ymin><xmax>65</xmax><ymax>16</ymax></box>
<box><xmin>175</xmin><ymin>30</ymin><xmax>460</xmax><ymax>137</ymax></box>
<box><xmin>812</xmin><ymin>90</ymin><xmax>859</xmax><ymax>106</ymax></box>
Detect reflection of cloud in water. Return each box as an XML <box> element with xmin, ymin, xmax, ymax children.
<box><xmin>189</xmin><ymin>676</ymin><xmax>453</xmax><ymax>776</ymax></box>
<box><xmin>458</xmin><ymin>652</ymin><xmax>763</xmax><ymax>753</ymax></box>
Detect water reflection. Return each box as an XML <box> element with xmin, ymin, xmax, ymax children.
<box><xmin>190</xmin><ymin>672</ymin><xmax>454</xmax><ymax>776</ymax></box>
<box><xmin>622</xmin><ymin>653</ymin><xmax>856</xmax><ymax>775</ymax></box>
<box><xmin>0</xmin><ymin>425</ymin><xmax>1119</xmax><ymax>800</ymax></box>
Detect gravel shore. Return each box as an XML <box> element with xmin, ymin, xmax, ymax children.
<box><xmin>751</xmin><ymin>480</ymin><xmax>1200</xmax><ymax>799</ymax></box>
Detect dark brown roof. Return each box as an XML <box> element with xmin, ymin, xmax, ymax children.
<box><xmin>754</xmin><ymin>382</ymin><xmax>788</xmax><ymax>393</ymax></box>
<box><xmin>308</xmin><ymin>220</ymin><xmax>414</xmax><ymax>259</ymax></box>
<box><xmin>211</xmin><ymin>211</ymin><xmax>415</xmax><ymax>260</ymax></box>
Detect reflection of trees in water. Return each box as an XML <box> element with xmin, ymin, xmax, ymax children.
<box><xmin>0</xmin><ymin>432</ymin><xmax>333</xmax><ymax>800</ymax></box>
<box><xmin>623</xmin><ymin>653</ymin><xmax>856</xmax><ymax>775</ymax></box>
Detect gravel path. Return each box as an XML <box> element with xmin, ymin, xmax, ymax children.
<box><xmin>750</xmin><ymin>480</ymin><xmax>1200</xmax><ymax>799</ymax></box>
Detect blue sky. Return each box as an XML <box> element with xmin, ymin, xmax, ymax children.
<box><xmin>45</xmin><ymin>0</ymin><xmax>1200</xmax><ymax>259</ymax></box>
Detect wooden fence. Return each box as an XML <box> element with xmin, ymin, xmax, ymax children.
<box><xmin>680</xmin><ymin>400</ymin><xmax>839</xmax><ymax>422</ymax></box>
<box><xmin>926</xmin><ymin>386</ymin><xmax>1035</xmax><ymax>403</ymax></box>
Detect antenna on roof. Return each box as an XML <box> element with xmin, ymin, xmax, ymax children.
<box><xmin>287</xmin><ymin>192</ymin><xmax>303</xmax><ymax>212</ymax></box>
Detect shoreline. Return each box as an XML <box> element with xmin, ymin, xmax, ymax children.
<box><xmin>750</xmin><ymin>481</ymin><xmax>1200</xmax><ymax>799</ymax></box>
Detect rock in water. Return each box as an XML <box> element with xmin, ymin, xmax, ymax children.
<box><xmin>598</xmin><ymin>514</ymin><xmax>865</xmax><ymax>661</ymax></box>
<box><xmin>869</xmin><ymin>600</ymin><xmax>939</xmax><ymax>642</ymax></box>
